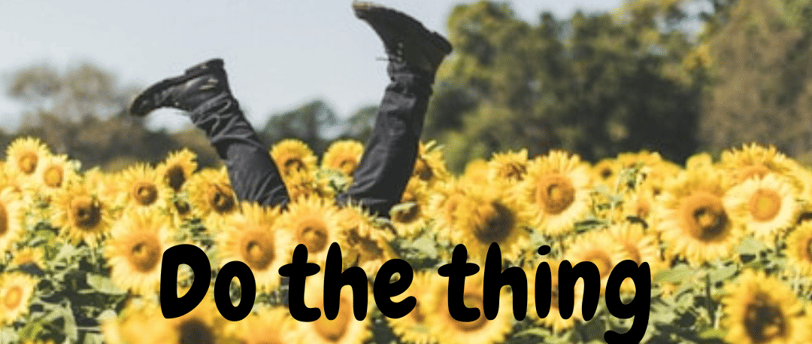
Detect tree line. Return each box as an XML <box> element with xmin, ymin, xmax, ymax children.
<box><xmin>3</xmin><ymin>0</ymin><xmax>812</xmax><ymax>172</ymax></box>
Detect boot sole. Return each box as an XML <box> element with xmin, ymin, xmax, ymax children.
<box><xmin>352</xmin><ymin>1</ymin><xmax>452</xmax><ymax>55</ymax></box>
<box><xmin>129</xmin><ymin>58</ymin><xmax>224</xmax><ymax>117</ymax></box>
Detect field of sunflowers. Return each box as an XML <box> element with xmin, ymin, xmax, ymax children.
<box><xmin>2</xmin><ymin>136</ymin><xmax>812</xmax><ymax>344</ymax></box>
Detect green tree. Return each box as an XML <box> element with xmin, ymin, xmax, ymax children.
<box><xmin>425</xmin><ymin>1</ymin><xmax>707</xmax><ymax>171</ymax></box>
<box><xmin>698</xmin><ymin>0</ymin><xmax>812</xmax><ymax>161</ymax></box>
<box><xmin>3</xmin><ymin>62</ymin><xmax>220</xmax><ymax>170</ymax></box>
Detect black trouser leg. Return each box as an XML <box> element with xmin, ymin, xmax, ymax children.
<box><xmin>190</xmin><ymin>94</ymin><xmax>290</xmax><ymax>208</ymax></box>
<box><xmin>336</xmin><ymin>61</ymin><xmax>435</xmax><ymax>217</ymax></box>
<box><xmin>191</xmin><ymin>59</ymin><xmax>433</xmax><ymax>217</ymax></box>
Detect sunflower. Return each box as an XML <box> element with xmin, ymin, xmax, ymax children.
<box><xmin>277</xmin><ymin>197</ymin><xmax>340</xmax><ymax>264</ymax></box>
<box><xmin>0</xmin><ymin>272</ymin><xmax>37</xmax><ymax>326</ymax></box>
<box><xmin>336</xmin><ymin>205</ymin><xmax>396</xmax><ymax>275</ymax></box>
<box><xmin>5</xmin><ymin>137</ymin><xmax>50</xmax><ymax>178</ymax></box>
<box><xmin>617</xmin><ymin>151</ymin><xmax>681</xmax><ymax>197</ymax></box>
<box><xmin>322</xmin><ymin>140</ymin><xmax>365</xmax><ymax>176</ymax></box>
<box><xmin>10</xmin><ymin>247</ymin><xmax>45</xmax><ymax>270</ymax></box>
<box><xmin>225</xmin><ymin>307</ymin><xmax>293</xmax><ymax>344</ymax></box>
<box><xmin>107</xmin><ymin>209</ymin><xmax>173</xmax><ymax>295</ymax></box>
<box><xmin>488</xmin><ymin>149</ymin><xmax>529</xmax><ymax>184</ymax></box>
<box><xmin>218</xmin><ymin>202</ymin><xmax>289</xmax><ymax>292</ymax></box>
<box><xmin>462</xmin><ymin>159</ymin><xmax>489</xmax><ymax>186</ymax></box>
<box><xmin>391</xmin><ymin>179</ymin><xmax>431</xmax><ymax>238</ymax></box>
<box><xmin>424</xmin><ymin>272</ymin><xmax>512</xmax><ymax>344</ymax></box>
<box><xmin>427</xmin><ymin>178</ymin><xmax>469</xmax><ymax>242</ymax></box>
<box><xmin>51</xmin><ymin>182</ymin><xmax>112</xmax><ymax>247</ymax></box>
<box><xmin>592</xmin><ymin>158</ymin><xmax>620</xmax><ymax>188</ymax></box>
<box><xmin>120</xmin><ymin>163</ymin><xmax>169</xmax><ymax>211</ymax></box>
<box><xmin>412</xmin><ymin>141</ymin><xmax>449</xmax><ymax>186</ymax></box>
<box><xmin>271</xmin><ymin>139</ymin><xmax>317</xmax><ymax>178</ymax></box>
<box><xmin>168</xmin><ymin>297</ymin><xmax>225</xmax><ymax>344</ymax></box>
<box><xmin>387</xmin><ymin>271</ymin><xmax>438</xmax><ymax>344</ymax></box>
<box><xmin>32</xmin><ymin>154</ymin><xmax>78</xmax><ymax>195</ymax></box>
<box><xmin>619</xmin><ymin>188</ymin><xmax>656</xmax><ymax>224</ymax></box>
<box><xmin>724</xmin><ymin>174</ymin><xmax>800</xmax><ymax>241</ymax></box>
<box><xmin>519</xmin><ymin>151</ymin><xmax>592</xmax><ymax>237</ymax></box>
<box><xmin>655</xmin><ymin>167</ymin><xmax>743</xmax><ymax>265</ymax></box>
<box><xmin>526</xmin><ymin>260</ymin><xmax>583</xmax><ymax>333</ymax></box>
<box><xmin>157</xmin><ymin>149</ymin><xmax>198</xmax><ymax>192</ymax></box>
<box><xmin>786</xmin><ymin>221</ymin><xmax>812</xmax><ymax>277</ymax></box>
<box><xmin>449</xmin><ymin>183</ymin><xmax>530</xmax><ymax>262</ymax></box>
<box><xmin>101</xmin><ymin>302</ymin><xmax>176</xmax><ymax>344</ymax></box>
<box><xmin>615</xmin><ymin>150</ymin><xmax>666</xmax><ymax>170</ymax></box>
<box><xmin>290</xmin><ymin>272</ymin><xmax>372</xmax><ymax>344</ymax></box>
<box><xmin>186</xmin><ymin>167</ymin><xmax>239</xmax><ymax>229</ymax></box>
<box><xmin>283</xmin><ymin>169</ymin><xmax>334</xmax><ymax>201</ymax></box>
<box><xmin>722</xmin><ymin>270</ymin><xmax>812</xmax><ymax>344</ymax></box>
<box><xmin>83</xmin><ymin>167</ymin><xmax>122</xmax><ymax>203</ymax></box>
<box><xmin>0</xmin><ymin>188</ymin><xmax>24</xmax><ymax>258</ymax></box>
<box><xmin>105</xmin><ymin>298</ymin><xmax>225</xmax><ymax>344</ymax></box>
<box><xmin>563</xmin><ymin>229</ymin><xmax>628</xmax><ymax>293</ymax></box>
<box><xmin>720</xmin><ymin>143</ymin><xmax>802</xmax><ymax>187</ymax></box>
<box><xmin>607</xmin><ymin>222</ymin><xmax>663</xmax><ymax>292</ymax></box>
<box><xmin>685</xmin><ymin>152</ymin><xmax>714</xmax><ymax>170</ymax></box>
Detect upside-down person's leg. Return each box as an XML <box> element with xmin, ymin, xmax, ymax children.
<box><xmin>337</xmin><ymin>2</ymin><xmax>452</xmax><ymax>217</ymax></box>
<box><xmin>130</xmin><ymin>59</ymin><xmax>289</xmax><ymax>207</ymax></box>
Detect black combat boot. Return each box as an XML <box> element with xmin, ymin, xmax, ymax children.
<box><xmin>352</xmin><ymin>1</ymin><xmax>452</xmax><ymax>75</ymax></box>
<box><xmin>130</xmin><ymin>58</ymin><xmax>231</xmax><ymax>117</ymax></box>
<box><xmin>336</xmin><ymin>3</ymin><xmax>452</xmax><ymax>217</ymax></box>
<box><xmin>129</xmin><ymin>59</ymin><xmax>290</xmax><ymax>208</ymax></box>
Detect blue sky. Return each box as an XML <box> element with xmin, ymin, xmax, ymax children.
<box><xmin>0</xmin><ymin>0</ymin><xmax>622</xmax><ymax>132</ymax></box>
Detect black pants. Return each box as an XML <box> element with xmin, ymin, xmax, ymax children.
<box><xmin>190</xmin><ymin>60</ymin><xmax>434</xmax><ymax>216</ymax></box>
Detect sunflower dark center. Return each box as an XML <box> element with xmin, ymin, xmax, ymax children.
<box><xmin>174</xmin><ymin>200</ymin><xmax>191</xmax><ymax>215</ymax></box>
<box><xmin>19</xmin><ymin>153</ymin><xmax>38</xmax><ymax>175</ymax></box>
<box><xmin>132</xmin><ymin>182</ymin><xmax>158</xmax><ymax>206</ymax></box>
<box><xmin>243</xmin><ymin>236</ymin><xmax>275</xmax><ymax>271</ymax></box>
<box><xmin>394</xmin><ymin>192</ymin><xmax>420</xmax><ymax>223</ymax></box>
<box><xmin>359</xmin><ymin>236</ymin><xmax>384</xmax><ymax>259</ymax></box>
<box><xmin>165</xmin><ymin>166</ymin><xmax>186</xmax><ymax>191</ymax></box>
<box><xmin>284</xmin><ymin>159</ymin><xmax>306</xmax><ymax>174</ymax></box>
<box><xmin>414</xmin><ymin>158</ymin><xmax>433</xmax><ymax>181</ymax></box>
<box><xmin>43</xmin><ymin>165</ymin><xmax>64</xmax><ymax>188</ymax></box>
<box><xmin>749</xmin><ymin>189</ymin><xmax>782</xmax><ymax>222</ymax></box>
<box><xmin>0</xmin><ymin>203</ymin><xmax>8</xmax><ymax>236</ymax></box>
<box><xmin>584</xmin><ymin>251</ymin><xmax>614</xmax><ymax>280</ymax></box>
<box><xmin>600</xmin><ymin>167</ymin><xmax>613</xmax><ymax>179</ymax></box>
<box><xmin>454</xmin><ymin>293</ymin><xmax>487</xmax><ymax>331</ymax></box>
<box><xmin>338</xmin><ymin>159</ymin><xmax>358</xmax><ymax>174</ymax></box>
<box><xmin>130</xmin><ymin>238</ymin><xmax>161</xmax><ymax>273</ymax></box>
<box><xmin>681</xmin><ymin>192</ymin><xmax>729</xmax><ymax>241</ymax></box>
<box><xmin>70</xmin><ymin>196</ymin><xmax>102</xmax><ymax>229</ymax></box>
<box><xmin>473</xmin><ymin>202</ymin><xmax>515</xmax><ymax>244</ymax></box>
<box><xmin>745</xmin><ymin>298</ymin><xmax>786</xmax><ymax>342</ymax></box>
<box><xmin>314</xmin><ymin>297</ymin><xmax>352</xmax><ymax>341</ymax></box>
<box><xmin>207</xmin><ymin>185</ymin><xmax>235</xmax><ymax>214</ymax></box>
<box><xmin>299</xmin><ymin>219</ymin><xmax>329</xmax><ymax>254</ymax></box>
<box><xmin>179</xmin><ymin>318</ymin><xmax>215</xmax><ymax>344</ymax></box>
<box><xmin>536</xmin><ymin>174</ymin><xmax>576</xmax><ymax>215</ymax></box>
<box><xmin>394</xmin><ymin>204</ymin><xmax>420</xmax><ymax>224</ymax></box>
<box><xmin>501</xmin><ymin>163</ymin><xmax>527</xmax><ymax>181</ymax></box>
